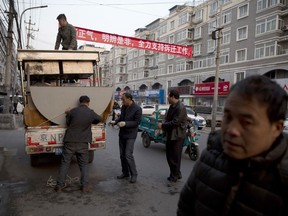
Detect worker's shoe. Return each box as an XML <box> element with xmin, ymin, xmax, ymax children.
<box><xmin>130</xmin><ymin>175</ymin><xmax>137</xmax><ymax>183</ymax></box>
<box><xmin>54</xmin><ymin>184</ymin><xmax>67</xmax><ymax>192</ymax></box>
<box><xmin>167</xmin><ymin>179</ymin><xmax>177</xmax><ymax>187</ymax></box>
<box><xmin>117</xmin><ymin>173</ymin><xmax>130</xmax><ymax>179</ymax></box>
<box><xmin>81</xmin><ymin>185</ymin><xmax>91</xmax><ymax>193</ymax></box>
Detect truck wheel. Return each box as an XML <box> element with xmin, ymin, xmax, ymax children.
<box><xmin>30</xmin><ymin>155</ymin><xmax>40</xmax><ymax>167</ymax></box>
<box><xmin>187</xmin><ymin>143</ymin><xmax>199</xmax><ymax>161</ymax></box>
<box><xmin>142</xmin><ymin>133</ymin><xmax>151</xmax><ymax>148</ymax></box>
<box><xmin>88</xmin><ymin>151</ymin><xmax>94</xmax><ymax>163</ymax></box>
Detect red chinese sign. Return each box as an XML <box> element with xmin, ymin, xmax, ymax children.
<box><xmin>194</xmin><ymin>81</ymin><xmax>230</xmax><ymax>96</ymax></box>
<box><xmin>75</xmin><ymin>26</ymin><xmax>193</xmax><ymax>58</ymax></box>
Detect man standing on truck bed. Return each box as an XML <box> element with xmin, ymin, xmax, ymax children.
<box><xmin>54</xmin><ymin>14</ymin><xmax>77</xmax><ymax>50</ymax></box>
<box><xmin>55</xmin><ymin>95</ymin><xmax>102</xmax><ymax>193</ymax></box>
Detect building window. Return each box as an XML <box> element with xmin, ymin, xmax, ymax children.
<box><xmin>179</xmin><ymin>13</ymin><xmax>188</xmax><ymax>25</ymax></box>
<box><xmin>144</xmin><ymin>71</ymin><xmax>149</xmax><ymax>78</ymax></box>
<box><xmin>194</xmin><ymin>59</ymin><xmax>207</xmax><ymax>69</ymax></box>
<box><xmin>207</xmin><ymin>39</ymin><xmax>216</xmax><ymax>53</ymax></box>
<box><xmin>167</xmin><ymin>65</ymin><xmax>173</xmax><ymax>74</ymax></box>
<box><xmin>186</xmin><ymin>61</ymin><xmax>193</xmax><ymax>70</ymax></box>
<box><xmin>177</xmin><ymin>29</ymin><xmax>187</xmax><ymax>42</ymax></box>
<box><xmin>235</xmin><ymin>72</ymin><xmax>245</xmax><ymax>83</ymax></box>
<box><xmin>221</xmin><ymin>31</ymin><xmax>231</xmax><ymax>45</ymax></box>
<box><xmin>194</xmin><ymin>43</ymin><xmax>202</xmax><ymax>56</ymax></box>
<box><xmin>133</xmin><ymin>61</ymin><xmax>137</xmax><ymax>69</ymax></box>
<box><xmin>168</xmin><ymin>80</ymin><xmax>171</xmax><ymax>88</ymax></box>
<box><xmin>236</xmin><ymin>49</ymin><xmax>247</xmax><ymax>62</ymax></box>
<box><xmin>176</xmin><ymin>61</ymin><xmax>185</xmax><ymax>72</ymax></box>
<box><xmin>222</xmin><ymin>10</ymin><xmax>232</xmax><ymax>25</ymax></box>
<box><xmin>133</xmin><ymin>50</ymin><xmax>138</xmax><ymax>57</ymax></box>
<box><xmin>170</xmin><ymin>20</ymin><xmax>175</xmax><ymax>30</ymax></box>
<box><xmin>158</xmin><ymin>64</ymin><xmax>165</xmax><ymax>75</ymax></box>
<box><xmin>169</xmin><ymin>35</ymin><xmax>174</xmax><ymax>43</ymax></box>
<box><xmin>255</xmin><ymin>42</ymin><xmax>276</xmax><ymax>59</ymax></box>
<box><xmin>168</xmin><ymin>54</ymin><xmax>174</xmax><ymax>59</ymax></box>
<box><xmin>237</xmin><ymin>26</ymin><xmax>248</xmax><ymax>41</ymax></box>
<box><xmin>219</xmin><ymin>0</ymin><xmax>231</xmax><ymax>5</ymax></box>
<box><xmin>257</xmin><ymin>0</ymin><xmax>280</xmax><ymax>11</ymax></box>
<box><xmin>208</xmin><ymin>19</ymin><xmax>218</xmax><ymax>34</ymax></box>
<box><xmin>133</xmin><ymin>73</ymin><xmax>138</xmax><ymax>80</ymax></box>
<box><xmin>207</xmin><ymin>57</ymin><xmax>215</xmax><ymax>67</ymax></box>
<box><xmin>195</xmin><ymin>9</ymin><xmax>203</xmax><ymax>22</ymax></box>
<box><xmin>256</xmin><ymin>15</ymin><xmax>277</xmax><ymax>35</ymax></box>
<box><xmin>209</xmin><ymin>1</ymin><xmax>218</xmax><ymax>16</ymax></box>
<box><xmin>160</xmin><ymin>24</ymin><xmax>167</xmax><ymax>35</ymax></box>
<box><xmin>220</xmin><ymin>50</ymin><xmax>229</xmax><ymax>64</ymax></box>
<box><xmin>238</xmin><ymin>3</ymin><xmax>249</xmax><ymax>19</ymax></box>
<box><xmin>194</xmin><ymin>26</ymin><xmax>202</xmax><ymax>39</ymax></box>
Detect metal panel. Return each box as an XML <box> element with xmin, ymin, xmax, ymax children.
<box><xmin>62</xmin><ymin>61</ymin><xmax>93</xmax><ymax>74</ymax></box>
<box><xmin>17</xmin><ymin>50</ymin><xmax>100</xmax><ymax>62</ymax></box>
<box><xmin>30</xmin><ymin>86</ymin><xmax>114</xmax><ymax>125</ymax></box>
<box><xmin>24</xmin><ymin>61</ymin><xmax>59</xmax><ymax>75</ymax></box>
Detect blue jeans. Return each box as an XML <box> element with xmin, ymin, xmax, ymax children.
<box><xmin>119</xmin><ymin>138</ymin><xmax>137</xmax><ymax>176</ymax></box>
<box><xmin>57</xmin><ymin>142</ymin><xmax>89</xmax><ymax>187</ymax></box>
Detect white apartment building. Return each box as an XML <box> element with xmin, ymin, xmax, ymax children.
<box><xmin>101</xmin><ymin>0</ymin><xmax>288</xmax><ymax>109</ymax></box>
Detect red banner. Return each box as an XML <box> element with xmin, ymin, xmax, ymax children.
<box><xmin>194</xmin><ymin>81</ymin><xmax>230</xmax><ymax>96</ymax></box>
<box><xmin>75</xmin><ymin>26</ymin><xmax>192</xmax><ymax>58</ymax></box>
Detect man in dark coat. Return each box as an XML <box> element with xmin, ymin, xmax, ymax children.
<box><xmin>177</xmin><ymin>75</ymin><xmax>288</xmax><ymax>216</ymax></box>
<box><xmin>54</xmin><ymin>14</ymin><xmax>77</xmax><ymax>50</ymax></box>
<box><xmin>110</xmin><ymin>92</ymin><xmax>142</xmax><ymax>183</ymax></box>
<box><xmin>157</xmin><ymin>89</ymin><xmax>187</xmax><ymax>187</ymax></box>
<box><xmin>55</xmin><ymin>95</ymin><xmax>102</xmax><ymax>192</ymax></box>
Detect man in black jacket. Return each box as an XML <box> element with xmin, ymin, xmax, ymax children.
<box><xmin>111</xmin><ymin>92</ymin><xmax>142</xmax><ymax>183</ymax></box>
<box><xmin>157</xmin><ymin>90</ymin><xmax>187</xmax><ymax>187</ymax></box>
<box><xmin>55</xmin><ymin>95</ymin><xmax>102</xmax><ymax>193</ymax></box>
<box><xmin>177</xmin><ymin>75</ymin><xmax>288</xmax><ymax>216</ymax></box>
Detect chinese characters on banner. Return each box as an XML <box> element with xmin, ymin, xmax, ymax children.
<box><xmin>75</xmin><ymin>26</ymin><xmax>193</xmax><ymax>58</ymax></box>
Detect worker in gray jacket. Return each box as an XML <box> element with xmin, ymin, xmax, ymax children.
<box><xmin>55</xmin><ymin>95</ymin><xmax>102</xmax><ymax>193</ymax></box>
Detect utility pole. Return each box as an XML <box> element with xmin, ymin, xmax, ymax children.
<box><xmin>25</xmin><ymin>16</ymin><xmax>38</xmax><ymax>49</ymax></box>
<box><xmin>3</xmin><ymin>0</ymin><xmax>14</xmax><ymax>113</ymax></box>
<box><xmin>211</xmin><ymin>1</ymin><xmax>223</xmax><ymax>132</ymax></box>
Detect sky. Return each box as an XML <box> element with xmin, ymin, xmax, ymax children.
<box><xmin>15</xmin><ymin>0</ymin><xmax>198</xmax><ymax>50</ymax></box>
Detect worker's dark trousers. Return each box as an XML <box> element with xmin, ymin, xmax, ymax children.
<box><xmin>119</xmin><ymin>138</ymin><xmax>138</xmax><ymax>177</ymax></box>
<box><xmin>166</xmin><ymin>138</ymin><xmax>184</xmax><ymax>181</ymax></box>
<box><xmin>57</xmin><ymin>142</ymin><xmax>89</xmax><ymax>187</ymax></box>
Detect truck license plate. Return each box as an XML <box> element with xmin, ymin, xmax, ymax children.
<box><xmin>55</xmin><ymin>148</ymin><xmax>63</xmax><ymax>155</ymax></box>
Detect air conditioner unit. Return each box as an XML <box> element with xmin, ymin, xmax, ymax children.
<box><xmin>281</xmin><ymin>25</ymin><xmax>288</xmax><ymax>31</ymax></box>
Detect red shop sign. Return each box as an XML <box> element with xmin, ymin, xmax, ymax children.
<box><xmin>194</xmin><ymin>81</ymin><xmax>230</xmax><ymax>96</ymax></box>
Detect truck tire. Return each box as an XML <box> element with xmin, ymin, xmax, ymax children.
<box><xmin>142</xmin><ymin>132</ymin><xmax>151</xmax><ymax>148</ymax></box>
<box><xmin>187</xmin><ymin>143</ymin><xmax>199</xmax><ymax>161</ymax></box>
<box><xmin>88</xmin><ymin>151</ymin><xmax>94</xmax><ymax>163</ymax></box>
<box><xmin>30</xmin><ymin>155</ymin><xmax>40</xmax><ymax>167</ymax></box>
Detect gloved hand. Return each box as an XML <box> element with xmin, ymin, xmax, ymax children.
<box><xmin>109</xmin><ymin>121</ymin><xmax>116</xmax><ymax>126</ymax></box>
<box><xmin>117</xmin><ymin>121</ymin><xmax>126</xmax><ymax>127</ymax></box>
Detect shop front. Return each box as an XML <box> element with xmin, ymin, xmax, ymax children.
<box><xmin>168</xmin><ymin>86</ymin><xmax>194</xmax><ymax>106</ymax></box>
<box><xmin>194</xmin><ymin>81</ymin><xmax>230</xmax><ymax>111</ymax></box>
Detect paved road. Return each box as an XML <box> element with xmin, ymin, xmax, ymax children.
<box><xmin>0</xmin><ymin>125</ymin><xmax>211</xmax><ymax>216</ymax></box>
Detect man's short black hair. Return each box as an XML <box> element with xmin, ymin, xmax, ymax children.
<box><xmin>122</xmin><ymin>92</ymin><xmax>133</xmax><ymax>100</ymax></box>
<box><xmin>169</xmin><ymin>90</ymin><xmax>180</xmax><ymax>99</ymax></box>
<box><xmin>79</xmin><ymin>95</ymin><xmax>90</xmax><ymax>103</ymax></box>
<box><xmin>57</xmin><ymin>14</ymin><xmax>66</xmax><ymax>20</ymax></box>
<box><xmin>229</xmin><ymin>75</ymin><xmax>288</xmax><ymax>123</ymax></box>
